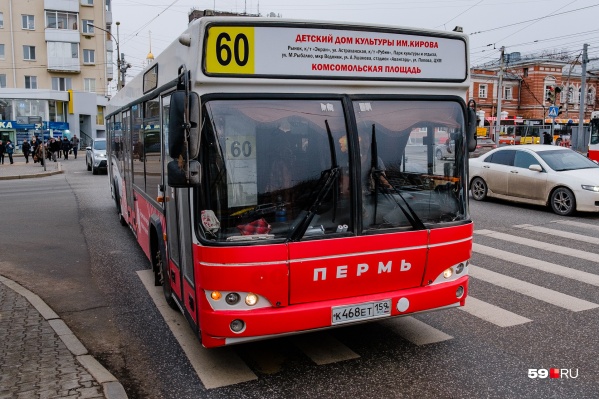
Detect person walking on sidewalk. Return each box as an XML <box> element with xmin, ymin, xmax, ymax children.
<box><xmin>0</xmin><ymin>140</ymin><xmax>5</xmax><ymax>164</ymax></box>
<box><xmin>50</xmin><ymin>138</ymin><xmax>61</xmax><ymax>162</ymax></box>
<box><xmin>22</xmin><ymin>139</ymin><xmax>32</xmax><ymax>163</ymax></box>
<box><xmin>5</xmin><ymin>140</ymin><xmax>15</xmax><ymax>164</ymax></box>
<box><xmin>71</xmin><ymin>135</ymin><xmax>80</xmax><ymax>159</ymax></box>
<box><xmin>61</xmin><ymin>137</ymin><xmax>71</xmax><ymax>160</ymax></box>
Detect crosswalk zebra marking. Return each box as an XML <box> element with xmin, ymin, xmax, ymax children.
<box><xmin>550</xmin><ymin>220</ymin><xmax>599</xmax><ymax>232</ymax></box>
<box><xmin>292</xmin><ymin>333</ymin><xmax>360</xmax><ymax>365</ymax></box>
<box><xmin>473</xmin><ymin>243</ymin><xmax>599</xmax><ymax>287</ymax></box>
<box><xmin>458</xmin><ymin>296</ymin><xmax>531</xmax><ymax>327</ymax></box>
<box><xmin>137</xmin><ymin>270</ymin><xmax>258</xmax><ymax>389</ymax></box>
<box><xmin>475</xmin><ymin>229</ymin><xmax>599</xmax><ymax>263</ymax></box>
<box><xmin>469</xmin><ymin>266</ymin><xmax>599</xmax><ymax>312</ymax></box>
<box><xmin>515</xmin><ymin>224</ymin><xmax>599</xmax><ymax>245</ymax></box>
<box><xmin>380</xmin><ymin>316</ymin><xmax>453</xmax><ymax>345</ymax></box>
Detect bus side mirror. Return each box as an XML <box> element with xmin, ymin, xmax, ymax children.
<box><xmin>167</xmin><ymin>159</ymin><xmax>201</xmax><ymax>187</ymax></box>
<box><xmin>467</xmin><ymin>106</ymin><xmax>477</xmax><ymax>152</ymax></box>
<box><xmin>168</xmin><ymin>91</ymin><xmax>200</xmax><ymax>159</ymax></box>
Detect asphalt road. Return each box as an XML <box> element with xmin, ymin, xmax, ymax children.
<box><xmin>1</xmin><ymin>157</ymin><xmax>598</xmax><ymax>398</ymax></box>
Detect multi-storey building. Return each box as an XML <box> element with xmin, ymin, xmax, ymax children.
<box><xmin>0</xmin><ymin>0</ymin><xmax>113</xmax><ymax>151</ymax></box>
<box><xmin>469</xmin><ymin>52</ymin><xmax>598</xmax><ymax>127</ymax></box>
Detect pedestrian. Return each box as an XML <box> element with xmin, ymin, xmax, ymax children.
<box><xmin>35</xmin><ymin>142</ymin><xmax>45</xmax><ymax>166</ymax></box>
<box><xmin>542</xmin><ymin>132</ymin><xmax>552</xmax><ymax>145</ymax></box>
<box><xmin>22</xmin><ymin>139</ymin><xmax>32</xmax><ymax>163</ymax></box>
<box><xmin>5</xmin><ymin>140</ymin><xmax>15</xmax><ymax>164</ymax></box>
<box><xmin>61</xmin><ymin>137</ymin><xmax>71</xmax><ymax>160</ymax></box>
<box><xmin>0</xmin><ymin>140</ymin><xmax>5</xmax><ymax>164</ymax></box>
<box><xmin>71</xmin><ymin>135</ymin><xmax>80</xmax><ymax>159</ymax></box>
<box><xmin>57</xmin><ymin>136</ymin><xmax>62</xmax><ymax>159</ymax></box>
<box><xmin>31</xmin><ymin>137</ymin><xmax>40</xmax><ymax>163</ymax></box>
<box><xmin>50</xmin><ymin>138</ymin><xmax>61</xmax><ymax>162</ymax></box>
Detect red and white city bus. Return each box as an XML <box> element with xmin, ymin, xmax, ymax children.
<box><xmin>106</xmin><ymin>16</ymin><xmax>478</xmax><ymax>348</ymax></box>
<box><xmin>589</xmin><ymin>111</ymin><xmax>599</xmax><ymax>161</ymax></box>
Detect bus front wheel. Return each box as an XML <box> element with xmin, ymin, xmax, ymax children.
<box><xmin>153</xmin><ymin>240</ymin><xmax>177</xmax><ymax>310</ymax></box>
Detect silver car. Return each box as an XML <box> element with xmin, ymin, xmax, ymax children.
<box><xmin>86</xmin><ymin>138</ymin><xmax>107</xmax><ymax>175</ymax></box>
<box><xmin>469</xmin><ymin>145</ymin><xmax>599</xmax><ymax>216</ymax></box>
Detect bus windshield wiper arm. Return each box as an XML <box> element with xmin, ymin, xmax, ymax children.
<box><xmin>287</xmin><ymin>121</ymin><xmax>339</xmax><ymax>241</ymax></box>
<box><xmin>370</xmin><ymin>124</ymin><xmax>426</xmax><ymax>231</ymax></box>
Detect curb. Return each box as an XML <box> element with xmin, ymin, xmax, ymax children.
<box><xmin>0</xmin><ymin>275</ymin><xmax>128</xmax><ymax>399</ymax></box>
<box><xmin>0</xmin><ymin>162</ymin><xmax>64</xmax><ymax>180</ymax></box>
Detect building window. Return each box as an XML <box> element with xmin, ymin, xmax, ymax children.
<box><xmin>0</xmin><ymin>74</ymin><xmax>6</xmax><ymax>88</ymax></box>
<box><xmin>523</xmin><ymin>68</ymin><xmax>528</xmax><ymax>77</ymax></box>
<box><xmin>72</xmin><ymin>43</ymin><xmax>79</xmax><ymax>58</ymax></box>
<box><xmin>25</xmin><ymin>76</ymin><xmax>37</xmax><ymax>89</ymax></box>
<box><xmin>97</xmin><ymin>106</ymin><xmax>104</xmax><ymax>125</ymax></box>
<box><xmin>504</xmin><ymin>86</ymin><xmax>512</xmax><ymax>100</ymax></box>
<box><xmin>46</xmin><ymin>11</ymin><xmax>78</xmax><ymax>30</ymax></box>
<box><xmin>478</xmin><ymin>84</ymin><xmax>487</xmax><ymax>98</ymax></box>
<box><xmin>0</xmin><ymin>44</ymin><xmax>4</xmax><ymax>60</ymax></box>
<box><xmin>52</xmin><ymin>77</ymin><xmax>72</xmax><ymax>91</ymax></box>
<box><xmin>83</xmin><ymin>49</ymin><xmax>95</xmax><ymax>64</ymax></box>
<box><xmin>22</xmin><ymin>15</ymin><xmax>35</xmax><ymax>30</ymax></box>
<box><xmin>0</xmin><ymin>12</ymin><xmax>4</xmax><ymax>29</ymax></box>
<box><xmin>84</xmin><ymin>78</ymin><xmax>96</xmax><ymax>92</ymax></box>
<box><xmin>23</xmin><ymin>45</ymin><xmax>36</xmax><ymax>60</ymax></box>
<box><xmin>82</xmin><ymin>0</ymin><xmax>94</xmax><ymax>5</ymax></box>
<box><xmin>82</xmin><ymin>20</ymin><xmax>94</xmax><ymax>33</ymax></box>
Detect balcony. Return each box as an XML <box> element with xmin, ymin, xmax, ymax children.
<box><xmin>45</xmin><ymin>29</ymin><xmax>81</xmax><ymax>44</ymax></box>
<box><xmin>44</xmin><ymin>0</ymin><xmax>79</xmax><ymax>12</ymax></box>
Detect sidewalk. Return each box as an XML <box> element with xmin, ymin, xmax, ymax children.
<box><xmin>0</xmin><ymin>155</ymin><xmax>63</xmax><ymax>180</ymax></box>
<box><xmin>0</xmin><ymin>158</ymin><xmax>128</xmax><ymax>398</ymax></box>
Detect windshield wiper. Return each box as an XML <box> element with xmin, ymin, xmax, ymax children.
<box><xmin>370</xmin><ymin>124</ymin><xmax>426</xmax><ymax>231</ymax></box>
<box><xmin>287</xmin><ymin>121</ymin><xmax>339</xmax><ymax>241</ymax></box>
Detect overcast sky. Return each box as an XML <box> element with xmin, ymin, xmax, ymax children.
<box><xmin>110</xmin><ymin>0</ymin><xmax>599</xmax><ymax>93</ymax></box>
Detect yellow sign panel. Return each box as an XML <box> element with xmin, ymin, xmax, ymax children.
<box><xmin>476</xmin><ymin>127</ymin><xmax>487</xmax><ymax>137</ymax></box>
<box><xmin>205</xmin><ymin>26</ymin><xmax>255</xmax><ymax>75</ymax></box>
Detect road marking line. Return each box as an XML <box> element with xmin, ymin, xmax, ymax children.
<box><xmin>380</xmin><ymin>316</ymin><xmax>453</xmax><ymax>345</ymax></box>
<box><xmin>550</xmin><ymin>220</ymin><xmax>599</xmax><ymax>232</ymax></box>
<box><xmin>473</xmin><ymin>243</ymin><xmax>599</xmax><ymax>287</ymax></box>
<box><xmin>474</xmin><ymin>229</ymin><xmax>599</xmax><ymax>263</ymax></box>
<box><xmin>469</xmin><ymin>266</ymin><xmax>598</xmax><ymax>312</ymax></box>
<box><xmin>292</xmin><ymin>333</ymin><xmax>360</xmax><ymax>365</ymax></box>
<box><xmin>137</xmin><ymin>270</ymin><xmax>257</xmax><ymax>389</ymax></box>
<box><xmin>515</xmin><ymin>224</ymin><xmax>599</xmax><ymax>245</ymax></box>
<box><xmin>458</xmin><ymin>296</ymin><xmax>531</xmax><ymax>327</ymax></box>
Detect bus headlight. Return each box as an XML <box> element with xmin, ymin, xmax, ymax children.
<box><xmin>225</xmin><ymin>292</ymin><xmax>240</xmax><ymax>305</ymax></box>
<box><xmin>443</xmin><ymin>268</ymin><xmax>453</xmax><ymax>279</ymax></box>
<box><xmin>245</xmin><ymin>293</ymin><xmax>259</xmax><ymax>306</ymax></box>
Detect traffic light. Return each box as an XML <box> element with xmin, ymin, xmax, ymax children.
<box><xmin>546</xmin><ymin>86</ymin><xmax>555</xmax><ymax>104</ymax></box>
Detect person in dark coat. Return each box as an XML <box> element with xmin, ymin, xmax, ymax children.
<box><xmin>61</xmin><ymin>137</ymin><xmax>71</xmax><ymax>160</ymax></box>
<box><xmin>0</xmin><ymin>140</ymin><xmax>5</xmax><ymax>164</ymax></box>
<box><xmin>50</xmin><ymin>138</ymin><xmax>61</xmax><ymax>162</ymax></box>
<box><xmin>542</xmin><ymin>132</ymin><xmax>552</xmax><ymax>145</ymax></box>
<box><xmin>5</xmin><ymin>140</ymin><xmax>14</xmax><ymax>164</ymax></box>
<box><xmin>22</xmin><ymin>139</ymin><xmax>32</xmax><ymax>163</ymax></box>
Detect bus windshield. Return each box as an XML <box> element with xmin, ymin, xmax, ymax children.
<box><xmin>197</xmin><ymin>98</ymin><xmax>467</xmax><ymax>243</ymax></box>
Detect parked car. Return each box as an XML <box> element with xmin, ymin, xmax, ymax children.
<box><xmin>435</xmin><ymin>139</ymin><xmax>455</xmax><ymax>160</ymax></box>
<box><xmin>86</xmin><ymin>138</ymin><xmax>107</xmax><ymax>175</ymax></box>
<box><xmin>469</xmin><ymin>145</ymin><xmax>599</xmax><ymax>216</ymax></box>
<box><xmin>471</xmin><ymin>138</ymin><xmax>497</xmax><ymax>158</ymax></box>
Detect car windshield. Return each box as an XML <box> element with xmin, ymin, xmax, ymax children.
<box><xmin>93</xmin><ymin>140</ymin><xmax>106</xmax><ymax>150</ymax></box>
<box><xmin>538</xmin><ymin>149</ymin><xmax>599</xmax><ymax>171</ymax></box>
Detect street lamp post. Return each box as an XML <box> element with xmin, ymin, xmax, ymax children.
<box><xmin>88</xmin><ymin>21</ymin><xmax>128</xmax><ymax>91</ymax></box>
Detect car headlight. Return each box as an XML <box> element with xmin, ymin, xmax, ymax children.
<box><xmin>581</xmin><ymin>185</ymin><xmax>599</xmax><ymax>192</ymax></box>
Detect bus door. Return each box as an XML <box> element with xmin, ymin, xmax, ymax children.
<box><xmin>164</xmin><ymin>187</ymin><xmax>197</xmax><ymax>324</ymax></box>
<box><xmin>122</xmin><ymin>110</ymin><xmax>136</xmax><ymax>232</ymax></box>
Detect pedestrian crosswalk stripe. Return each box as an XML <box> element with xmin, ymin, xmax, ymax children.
<box><xmin>380</xmin><ymin>316</ymin><xmax>453</xmax><ymax>345</ymax></box>
<box><xmin>515</xmin><ymin>224</ymin><xmax>599</xmax><ymax>245</ymax></box>
<box><xmin>469</xmin><ymin>266</ymin><xmax>599</xmax><ymax>312</ymax></box>
<box><xmin>292</xmin><ymin>333</ymin><xmax>360</xmax><ymax>365</ymax></box>
<box><xmin>458</xmin><ymin>296</ymin><xmax>531</xmax><ymax>327</ymax></box>
<box><xmin>136</xmin><ymin>270</ymin><xmax>258</xmax><ymax>389</ymax></box>
<box><xmin>550</xmin><ymin>220</ymin><xmax>599</xmax><ymax>232</ymax></box>
<box><xmin>475</xmin><ymin>229</ymin><xmax>599</xmax><ymax>263</ymax></box>
<box><xmin>473</xmin><ymin>243</ymin><xmax>599</xmax><ymax>287</ymax></box>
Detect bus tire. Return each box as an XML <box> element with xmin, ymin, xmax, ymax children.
<box><xmin>113</xmin><ymin>182</ymin><xmax>127</xmax><ymax>226</ymax></box>
<box><xmin>470</xmin><ymin>177</ymin><xmax>488</xmax><ymax>201</ymax></box>
<box><xmin>152</xmin><ymin>235</ymin><xmax>177</xmax><ymax>310</ymax></box>
<box><xmin>550</xmin><ymin>187</ymin><xmax>576</xmax><ymax>216</ymax></box>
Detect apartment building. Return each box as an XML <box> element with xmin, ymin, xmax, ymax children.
<box><xmin>0</xmin><ymin>0</ymin><xmax>113</xmax><ymax>151</ymax></box>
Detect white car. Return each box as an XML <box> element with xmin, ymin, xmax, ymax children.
<box><xmin>86</xmin><ymin>138</ymin><xmax>107</xmax><ymax>175</ymax></box>
<box><xmin>435</xmin><ymin>140</ymin><xmax>455</xmax><ymax>160</ymax></box>
<box><xmin>469</xmin><ymin>145</ymin><xmax>599</xmax><ymax>216</ymax></box>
